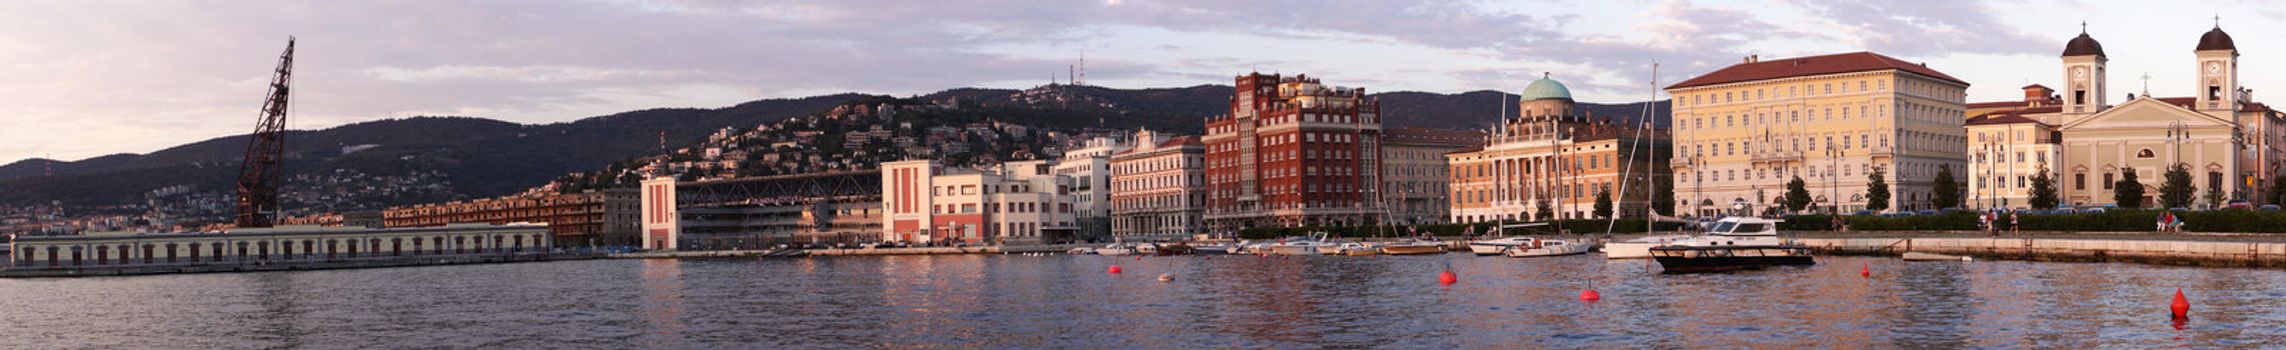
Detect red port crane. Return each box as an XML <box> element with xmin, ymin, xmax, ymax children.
<box><xmin>233</xmin><ymin>38</ymin><xmax>294</xmax><ymax>228</ymax></box>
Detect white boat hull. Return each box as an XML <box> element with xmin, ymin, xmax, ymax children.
<box><xmin>1603</xmin><ymin>242</ymin><xmax>1659</xmax><ymax>259</ymax></box>
<box><xmin>1096</xmin><ymin>248</ymin><xmax>1134</xmax><ymax>256</ymax></box>
<box><xmin>1268</xmin><ymin>245</ymin><xmax>1319</xmax><ymax>256</ymax></box>
<box><xmin>1467</xmin><ymin>243</ymin><xmax>1512</xmax><ymax>256</ymax></box>
<box><xmin>1505</xmin><ymin>240</ymin><xmax>1594</xmax><ymax>258</ymax></box>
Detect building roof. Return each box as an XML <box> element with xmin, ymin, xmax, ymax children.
<box><xmin>2063</xmin><ymin>32</ymin><xmax>2106</xmax><ymax>57</ymax></box>
<box><xmin>1520</xmin><ymin>73</ymin><xmax>1573</xmax><ymax>101</ymax></box>
<box><xmin>1968</xmin><ymin>101</ymin><xmax>2031</xmax><ymax>109</ymax></box>
<box><xmin>2197</xmin><ymin>26</ymin><xmax>2235</xmax><ymax>51</ymax></box>
<box><xmin>1385</xmin><ymin>127</ymin><xmax>1483</xmax><ymax>144</ymax></box>
<box><xmin>1965</xmin><ymin>114</ymin><xmax>2046</xmax><ymax>126</ymax></box>
<box><xmin>1666</xmin><ymin>52</ymin><xmax>1967</xmax><ymax>89</ymax></box>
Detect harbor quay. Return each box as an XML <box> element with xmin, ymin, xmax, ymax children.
<box><xmin>1794</xmin><ymin>231</ymin><xmax>2286</xmax><ymax>267</ymax></box>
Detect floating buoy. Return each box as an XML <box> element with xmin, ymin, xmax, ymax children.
<box><xmin>2172</xmin><ymin>288</ymin><xmax>2191</xmax><ymax>319</ymax></box>
<box><xmin>1861</xmin><ymin>264</ymin><xmax>1871</xmax><ymax>278</ymax></box>
<box><xmin>1157</xmin><ymin>273</ymin><xmax>1174</xmax><ymax>282</ymax></box>
<box><xmin>1108</xmin><ymin>265</ymin><xmax>1123</xmax><ymax>274</ymax></box>
<box><xmin>1438</xmin><ymin>270</ymin><xmax>1457</xmax><ymax>285</ymax></box>
<box><xmin>1580</xmin><ymin>289</ymin><xmax>1601</xmax><ymax>301</ymax></box>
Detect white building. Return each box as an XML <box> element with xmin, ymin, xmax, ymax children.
<box><xmin>881</xmin><ymin>160</ymin><xmax>1080</xmax><ymax>245</ymax></box>
<box><xmin>1052</xmin><ymin>133</ymin><xmax>1132</xmax><ymax>242</ymax></box>
<box><xmin>1110</xmin><ymin>130</ymin><xmax>1205</xmax><ymax>238</ymax></box>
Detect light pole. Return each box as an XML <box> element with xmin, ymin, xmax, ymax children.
<box><xmin>1827</xmin><ymin>140</ymin><xmax>1841</xmax><ymax>215</ymax></box>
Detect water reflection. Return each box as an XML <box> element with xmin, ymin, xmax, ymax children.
<box><xmin>3</xmin><ymin>255</ymin><xmax>2286</xmax><ymax>348</ymax></box>
<box><xmin>638</xmin><ymin>259</ymin><xmax>685</xmax><ymax>348</ymax></box>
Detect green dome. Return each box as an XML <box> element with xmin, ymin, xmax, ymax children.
<box><xmin>1520</xmin><ymin>73</ymin><xmax>1572</xmax><ymax>102</ymax></box>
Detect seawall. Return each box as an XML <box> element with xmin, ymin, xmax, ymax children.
<box><xmin>1794</xmin><ymin>231</ymin><xmax>2286</xmax><ymax>268</ymax></box>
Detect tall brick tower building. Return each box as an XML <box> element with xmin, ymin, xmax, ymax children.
<box><xmin>1203</xmin><ymin>73</ymin><xmax>1385</xmax><ymax>232</ymax></box>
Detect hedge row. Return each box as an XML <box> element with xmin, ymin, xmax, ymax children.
<box><xmin>1778</xmin><ymin>210</ymin><xmax>2286</xmax><ymax>233</ymax></box>
<box><xmin>1236</xmin><ymin>219</ymin><xmax>1687</xmax><ymax>240</ymax></box>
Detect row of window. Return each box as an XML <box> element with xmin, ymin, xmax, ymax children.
<box><xmin>15</xmin><ymin>234</ymin><xmax>545</xmax><ymax>268</ymax></box>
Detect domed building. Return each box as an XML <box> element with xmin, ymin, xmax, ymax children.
<box><xmin>1446</xmin><ymin>73</ymin><xmax>1673</xmax><ymax>223</ymax></box>
<box><xmin>1965</xmin><ymin>23</ymin><xmax>2286</xmax><ymax>209</ymax></box>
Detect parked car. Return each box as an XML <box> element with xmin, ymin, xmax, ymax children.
<box><xmin>2261</xmin><ymin>205</ymin><xmax>2283</xmax><ymax>212</ymax></box>
<box><xmin>2226</xmin><ymin>200</ymin><xmax>2253</xmax><ymax>210</ymax></box>
<box><xmin>2082</xmin><ymin>207</ymin><xmax>2108</xmax><ymax>214</ymax></box>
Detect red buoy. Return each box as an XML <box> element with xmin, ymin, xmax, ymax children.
<box><xmin>1861</xmin><ymin>264</ymin><xmax>1870</xmax><ymax>278</ymax></box>
<box><xmin>1107</xmin><ymin>265</ymin><xmax>1123</xmax><ymax>274</ymax></box>
<box><xmin>1580</xmin><ymin>289</ymin><xmax>1601</xmax><ymax>301</ymax></box>
<box><xmin>1438</xmin><ymin>270</ymin><xmax>1457</xmax><ymax>285</ymax></box>
<box><xmin>2172</xmin><ymin>288</ymin><xmax>2191</xmax><ymax>319</ymax></box>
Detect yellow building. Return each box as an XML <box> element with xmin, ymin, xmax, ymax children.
<box><xmin>1449</xmin><ymin>75</ymin><xmax>1671</xmax><ymax>223</ymax></box>
<box><xmin>1968</xmin><ymin>25</ymin><xmax>2286</xmax><ymax>208</ymax></box>
<box><xmin>1667</xmin><ymin>52</ymin><xmax>1970</xmax><ymax>216</ymax></box>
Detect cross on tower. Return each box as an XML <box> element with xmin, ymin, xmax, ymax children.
<box><xmin>2141</xmin><ymin>72</ymin><xmax>2152</xmax><ymax>98</ymax></box>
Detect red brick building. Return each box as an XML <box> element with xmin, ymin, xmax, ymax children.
<box><xmin>1203</xmin><ymin>73</ymin><xmax>1384</xmax><ymax>232</ymax></box>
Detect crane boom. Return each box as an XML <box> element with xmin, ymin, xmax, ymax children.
<box><xmin>233</xmin><ymin>37</ymin><xmax>294</xmax><ymax>228</ymax></box>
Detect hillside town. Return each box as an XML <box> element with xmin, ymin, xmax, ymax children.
<box><xmin>12</xmin><ymin>25</ymin><xmax>2286</xmax><ymax>253</ymax></box>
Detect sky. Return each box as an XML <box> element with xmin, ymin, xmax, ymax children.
<box><xmin>3</xmin><ymin>0</ymin><xmax>2282</xmax><ymax>163</ymax></box>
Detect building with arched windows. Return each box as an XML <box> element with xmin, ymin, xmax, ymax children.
<box><xmin>1667</xmin><ymin>52</ymin><xmax>1970</xmax><ymax>216</ymax></box>
<box><xmin>1449</xmin><ymin>74</ymin><xmax>1671</xmax><ymax>223</ymax></box>
<box><xmin>1967</xmin><ymin>24</ymin><xmax>2286</xmax><ymax>209</ymax></box>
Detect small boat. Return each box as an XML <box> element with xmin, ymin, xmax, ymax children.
<box><xmin>1065</xmin><ymin>247</ymin><xmax>1096</xmax><ymax>255</ymax></box>
<box><xmin>1135</xmin><ymin>243</ymin><xmax>1160</xmax><ymax>256</ymax></box>
<box><xmin>1649</xmin><ymin>217</ymin><xmax>1815</xmax><ymax>273</ymax></box>
<box><xmin>1603</xmin><ymin>234</ymin><xmax>1691</xmax><ymax>259</ymax></box>
<box><xmin>1503</xmin><ymin>238</ymin><xmax>1594</xmax><ymax>257</ymax></box>
<box><xmin>1902</xmin><ymin>252</ymin><xmax>1972</xmax><ymax>261</ymax></box>
<box><xmin>1467</xmin><ymin>222</ymin><xmax>1549</xmax><ymax>255</ymax></box>
<box><xmin>1193</xmin><ymin>243</ymin><xmax>1236</xmax><ymax>255</ymax></box>
<box><xmin>1330</xmin><ymin>242</ymin><xmax>1381</xmax><ymax>256</ymax></box>
<box><xmin>1095</xmin><ymin>243</ymin><xmax>1136</xmax><ymax>256</ymax></box>
<box><xmin>1265</xmin><ymin>235</ymin><xmax>1329</xmax><ymax>256</ymax></box>
<box><xmin>1468</xmin><ymin>237</ymin><xmax>1535</xmax><ymax>256</ymax></box>
<box><xmin>1380</xmin><ymin>238</ymin><xmax>1448</xmax><ymax>255</ymax></box>
<box><xmin>1151</xmin><ymin>243</ymin><xmax>1195</xmax><ymax>256</ymax></box>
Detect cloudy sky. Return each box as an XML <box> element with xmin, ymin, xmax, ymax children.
<box><xmin>4</xmin><ymin>0</ymin><xmax>2281</xmax><ymax>163</ymax></box>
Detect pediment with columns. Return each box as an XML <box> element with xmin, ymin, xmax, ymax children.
<box><xmin>2059</xmin><ymin>97</ymin><xmax>2236</xmax><ymax>131</ymax></box>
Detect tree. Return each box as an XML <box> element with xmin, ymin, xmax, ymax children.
<box><xmin>2271</xmin><ymin>179</ymin><xmax>2286</xmax><ymax>206</ymax></box>
<box><xmin>1865</xmin><ymin>167</ymin><xmax>1891</xmax><ymax>212</ymax></box>
<box><xmin>1534</xmin><ymin>197</ymin><xmax>1554</xmax><ymax>221</ymax></box>
<box><xmin>1784</xmin><ymin>176</ymin><xmax>1813</xmax><ymax>213</ymax></box>
<box><xmin>2159</xmin><ymin>164</ymin><xmax>2195</xmax><ymax>209</ymax></box>
<box><xmin>2028</xmin><ymin>166</ymin><xmax>2059</xmax><ymax>210</ymax></box>
<box><xmin>2115</xmin><ymin>167</ymin><xmax>2146</xmax><ymax>209</ymax></box>
<box><xmin>1653</xmin><ymin>180</ymin><xmax>1675</xmax><ymax>216</ymax></box>
<box><xmin>2205</xmin><ymin>186</ymin><xmax>2227</xmax><ymax>210</ymax></box>
<box><xmin>1932</xmin><ymin>166</ymin><xmax>1961</xmax><ymax>209</ymax></box>
<box><xmin>1593</xmin><ymin>187</ymin><xmax>1614</xmax><ymax>219</ymax></box>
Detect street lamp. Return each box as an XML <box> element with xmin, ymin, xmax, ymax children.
<box><xmin>1826</xmin><ymin>140</ymin><xmax>1841</xmax><ymax>215</ymax></box>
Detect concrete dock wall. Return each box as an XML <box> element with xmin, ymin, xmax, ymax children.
<box><xmin>1799</xmin><ymin>236</ymin><xmax>2286</xmax><ymax>268</ymax></box>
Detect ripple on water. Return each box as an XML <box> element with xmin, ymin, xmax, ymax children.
<box><xmin>3</xmin><ymin>255</ymin><xmax>2286</xmax><ymax>348</ymax></box>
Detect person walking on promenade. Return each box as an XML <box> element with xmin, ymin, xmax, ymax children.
<box><xmin>2008</xmin><ymin>211</ymin><xmax>2020</xmax><ymax>236</ymax></box>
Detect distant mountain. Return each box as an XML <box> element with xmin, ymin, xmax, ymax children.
<box><xmin>0</xmin><ymin>93</ymin><xmax>864</xmax><ymax>207</ymax></box>
<box><xmin>1</xmin><ymin>84</ymin><xmax>1668</xmax><ymax>210</ymax></box>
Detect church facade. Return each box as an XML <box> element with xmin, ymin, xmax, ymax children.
<box><xmin>1969</xmin><ymin>25</ymin><xmax>2286</xmax><ymax>208</ymax></box>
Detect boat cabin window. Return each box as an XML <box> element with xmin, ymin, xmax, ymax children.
<box><xmin>1733</xmin><ymin>223</ymin><xmax>1768</xmax><ymax>233</ymax></box>
<box><xmin>1708</xmin><ymin>222</ymin><xmax>1736</xmax><ymax>233</ymax></box>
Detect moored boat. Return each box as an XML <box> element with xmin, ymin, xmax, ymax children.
<box><xmin>1649</xmin><ymin>217</ymin><xmax>1815</xmax><ymax>273</ymax></box>
<box><xmin>1467</xmin><ymin>237</ymin><xmax>1534</xmax><ymax>256</ymax></box>
<box><xmin>1265</xmin><ymin>235</ymin><xmax>1329</xmax><ymax>256</ymax></box>
<box><xmin>1502</xmin><ymin>238</ymin><xmax>1594</xmax><ymax>257</ymax></box>
<box><xmin>1096</xmin><ymin>243</ymin><xmax>1136</xmax><ymax>256</ymax></box>
<box><xmin>1380</xmin><ymin>239</ymin><xmax>1448</xmax><ymax>255</ymax></box>
<box><xmin>1603</xmin><ymin>234</ymin><xmax>1690</xmax><ymax>259</ymax></box>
